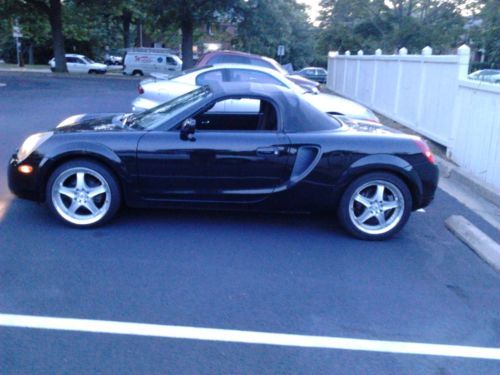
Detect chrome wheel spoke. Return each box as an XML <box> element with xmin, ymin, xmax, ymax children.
<box><xmin>375</xmin><ymin>184</ymin><xmax>385</xmax><ymax>202</ymax></box>
<box><xmin>84</xmin><ymin>199</ymin><xmax>99</xmax><ymax>214</ymax></box>
<box><xmin>58</xmin><ymin>186</ymin><xmax>75</xmax><ymax>199</ymax></box>
<box><xmin>357</xmin><ymin>209</ymin><xmax>374</xmax><ymax>224</ymax></box>
<box><xmin>376</xmin><ymin>212</ymin><xmax>386</xmax><ymax>226</ymax></box>
<box><xmin>354</xmin><ymin>194</ymin><xmax>371</xmax><ymax>207</ymax></box>
<box><xmin>68</xmin><ymin>200</ymin><xmax>80</xmax><ymax>213</ymax></box>
<box><xmin>382</xmin><ymin>200</ymin><xmax>399</xmax><ymax>211</ymax></box>
<box><xmin>75</xmin><ymin>172</ymin><xmax>87</xmax><ymax>190</ymax></box>
<box><xmin>88</xmin><ymin>185</ymin><xmax>106</xmax><ymax>198</ymax></box>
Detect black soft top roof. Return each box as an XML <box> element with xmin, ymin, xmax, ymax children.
<box><xmin>207</xmin><ymin>82</ymin><xmax>340</xmax><ymax>132</ymax></box>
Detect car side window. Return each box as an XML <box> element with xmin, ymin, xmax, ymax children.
<box><xmin>210</xmin><ymin>55</ymin><xmax>249</xmax><ymax>65</ymax></box>
<box><xmin>66</xmin><ymin>57</ymin><xmax>77</xmax><ymax>63</ymax></box>
<box><xmin>166</xmin><ymin>56</ymin><xmax>177</xmax><ymax>65</ymax></box>
<box><xmin>196</xmin><ymin>70</ymin><xmax>225</xmax><ymax>86</ymax></box>
<box><xmin>194</xmin><ymin>98</ymin><xmax>277</xmax><ymax>132</ymax></box>
<box><xmin>228</xmin><ymin>69</ymin><xmax>287</xmax><ymax>87</ymax></box>
<box><xmin>249</xmin><ymin>58</ymin><xmax>274</xmax><ymax>70</ymax></box>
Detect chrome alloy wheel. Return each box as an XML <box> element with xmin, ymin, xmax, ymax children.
<box><xmin>51</xmin><ymin>167</ymin><xmax>111</xmax><ymax>226</ymax></box>
<box><xmin>348</xmin><ymin>180</ymin><xmax>405</xmax><ymax>235</ymax></box>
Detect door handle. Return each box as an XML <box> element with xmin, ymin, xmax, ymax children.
<box><xmin>257</xmin><ymin>146</ymin><xmax>285</xmax><ymax>156</ymax></box>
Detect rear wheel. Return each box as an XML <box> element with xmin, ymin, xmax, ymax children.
<box><xmin>338</xmin><ymin>172</ymin><xmax>412</xmax><ymax>240</ymax></box>
<box><xmin>132</xmin><ymin>70</ymin><xmax>143</xmax><ymax>76</ymax></box>
<box><xmin>46</xmin><ymin>160</ymin><xmax>121</xmax><ymax>227</ymax></box>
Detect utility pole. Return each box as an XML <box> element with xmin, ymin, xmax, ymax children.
<box><xmin>13</xmin><ymin>21</ymin><xmax>23</xmax><ymax>67</ymax></box>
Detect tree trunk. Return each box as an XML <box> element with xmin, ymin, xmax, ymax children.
<box><xmin>28</xmin><ymin>43</ymin><xmax>34</xmax><ymax>65</ymax></box>
<box><xmin>123</xmin><ymin>11</ymin><xmax>132</xmax><ymax>49</ymax></box>
<box><xmin>181</xmin><ymin>18</ymin><xmax>194</xmax><ymax>70</ymax></box>
<box><xmin>48</xmin><ymin>0</ymin><xmax>67</xmax><ymax>72</ymax></box>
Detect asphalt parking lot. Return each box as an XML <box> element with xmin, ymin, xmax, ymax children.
<box><xmin>0</xmin><ymin>73</ymin><xmax>499</xmax><ymax>374</ymax></box>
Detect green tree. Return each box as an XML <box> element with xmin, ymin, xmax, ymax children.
<box><xmin>317</xmin><ymin>0</ymin><xmax>464</xmax><ymax>55</ymax></box>
<box><xmin>234</xmin><ymin>0</ymin><xmax>316</xmax><ymax>68</ymax></box>
<box><xmin>19</xmin><ymin>0</ymin><xmax>68</xmax><ymax>72</ymax></box>
<box><xmin>149</xmin><ymin>0</ymin><xmax>236</xmax><ymax>69</ymax></box>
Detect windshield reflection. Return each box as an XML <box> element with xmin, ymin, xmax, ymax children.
<box><xmin>130</xmin><ymin>86</ymin><xmax>212</xmax><ymax>130</ymax></box>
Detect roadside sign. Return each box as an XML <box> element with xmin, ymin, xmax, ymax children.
<box><xmin>277</xmin><ymin>45</ymin><xmax>285</xmax><ymax>57</ymax></box>
<box><xmin>12</xmin><ymin>25</ymin><xmax>22</xmax><ymax>38</ymax></box>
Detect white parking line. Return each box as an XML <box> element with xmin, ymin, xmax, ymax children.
<box><xmin>0</xmin><ymin>83</ymin><xmax>6</xmax><ymax>87</ymax></box>
<box><xmin>0</xmin><ymin>200</ymin><xmax>11</xmax><ymax>223</ymax></box>
<box><xmin>1</xmin><ymin>314</ymin><xmax>499</xmax><ymax>360</ymax></box>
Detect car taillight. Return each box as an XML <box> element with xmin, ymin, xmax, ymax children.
<box><xmin>138</xmin><ymin>85</ymin><xmax>144</xmax><ymax>94</ymax></box>
<box><xmin>415</xmin><ymin>138</ymin><xmax>435</xmax><ymax>164</ymax></box>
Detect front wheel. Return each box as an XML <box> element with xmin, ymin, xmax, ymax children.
<box><xmin>338</xmin><ymin>172</ymin><xmax>412</xmax><ymax>240</ymax></box>
<box><xmin>46</xmin><ymin>160</ymin><xmax>121</xmax><ymax>227</ymax></box>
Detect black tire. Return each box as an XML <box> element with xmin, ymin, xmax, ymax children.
<box><xmin>46</xmin><ymin>159</ymin><xmax>121</xmax><ymax>228</ymax></box>
<box><xmin>337</xmin><ymin>172</ymin><xmax>412</xmax><ymax>240</ymax></box>
<box><xmin>132</xmin><ymin>70</ymin><xmax>144</xmax><ymax>76</ymax></box>
<box><xmin>88</xmin><ymin>69</ymin><xmax>95</xmax><ymax>74</ymax></box>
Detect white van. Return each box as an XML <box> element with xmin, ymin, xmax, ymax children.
<box><xmin>123</xmin><ymin>48</ymin><xmax>183</xmax><ymax>76</ymax></box>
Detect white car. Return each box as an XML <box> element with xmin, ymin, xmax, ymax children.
<box><xmin>468</xmin><ymin>69</ymin><xmax>500</xmax><ymax>84</ymax></box>
<box><xmin>131</xmin><ymin>64</ymin><xmax>380</xmax><ymax>123</ymax></box>
<box><xmin>49</xmin><ymin>54</ymin><xmax>107</xmax><ymax>74</ymax></box>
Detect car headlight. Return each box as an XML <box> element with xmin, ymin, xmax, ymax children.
<box><xmin>17</xmin><ymin>132</ymin><xmax>53</xmax><ymax>162</ymax></box>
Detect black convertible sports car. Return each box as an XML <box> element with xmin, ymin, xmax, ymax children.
<box><xmin>8</xmin><ymin>83</ymin><xmax>438</xmax><ymax>240</ymax></box>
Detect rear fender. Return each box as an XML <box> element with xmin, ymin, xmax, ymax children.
<box><xmin>337</xmin><ymin>154</ymin><xmax>423</xmax><ymax>209</ymax></box>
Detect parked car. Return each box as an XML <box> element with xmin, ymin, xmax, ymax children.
<box><xmin>49</xmin><ymin>54</ymin><xmax>107</xmax><ymax>74</ymax></box>
<box><xmin>468</xmin><ymin>69</ymin><xmax>500</xmax><ymax>84</ymax></box>
<box><xmin>105</xmin><ymin>54</ymin><xmax>123</xmax><ymax>66</ymax></box>
<box><xmin>122</xmin><ymin>48</ymin><xmax>182</xmax><ymax>76</ymax></box>
<box><xmin>8</xmin><ymin>83</ymin><xmax>437</xmax><ymax>239</ymax></box>
<box><xmin>293</xmin><ymin>67</ymin><xmax>327</xmax><ymax>84</ymax></box>
<box><xmin>132</xmin><ymin>64</ymin><xmax>380</xmax><ymax>123</ymax></box>
<box><xmin>196</xmin><ymin>50</ymin><xmax>319</xmax><ymax>91</ymax></box>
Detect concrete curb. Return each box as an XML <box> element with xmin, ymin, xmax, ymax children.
<box><xmin>445</xmin><ymin>215</ymin><xmax>500</xmax><ymax>272</ymax></box>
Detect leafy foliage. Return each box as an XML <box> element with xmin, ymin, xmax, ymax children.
<box><xmin>317</xmin><ymin>0</ymin><xmax>465</xmax><ymax>55</ymax></box>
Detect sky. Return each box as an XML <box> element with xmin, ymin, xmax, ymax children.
<box><xmin>297</xmin><ymin>0</ymin><xmax>322</xmax><ymax>25</ymax></box>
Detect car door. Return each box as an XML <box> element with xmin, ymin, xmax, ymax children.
<box><xmin>75</xmin><ymin>57</ymin><xmax>89</xmax><ymax>73</ymax></box>
<box><xmin>165</xmin><ymin>56</ymin><xmax>178</xmax><ymax>72</ymax></box>
<box><xmin>136</xmin><ymin>97</ymin><xmax>291</xmax><ymax>203</ymax></box>
<box><xmin>65</xmin><ymin>57</ymin><xmax>78</xmax><ymax>73</ymax></box>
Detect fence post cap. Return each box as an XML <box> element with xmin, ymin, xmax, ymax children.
<box><xmin>399</xmin><ymin>47</ymin><xmax>408</xmax><ymax>55</ymax></box>
<box><xmin>328</xmin><ymin>51</ymin><xmax>338</xmax><ymax>57</ymax></box>
<box><xmin>345</xmin><ymin>50</ymin><xmax>351</xmax><ymax>56</ymax></box>
<box><xmin>457</xmin><ymin>44</ymin><xmax>471</xmax><ymax>55</ymax></box>
<box><xmin>422</xmin><ymin>46</ymin><xmax>433</xmax><ymax>55</ymax></box>
<box><xmin>357</xmin><ymin>50</ymin><xmax>364</xmax><ymax>56</ymax></box>
<box><xmin>375</xmin><ymin>48</ymin><xmax>382</xmax><ymax>55</ymax></box>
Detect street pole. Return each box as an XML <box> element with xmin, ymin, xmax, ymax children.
<box><xmin>139</xmin><ymin>22</ymin><xmax>143</xmax><ymax>47</ymax></box>
<box><xmin>15</xmin><ymin>36</ymin><xmax>20</xmax><ymax>67</ymax></box>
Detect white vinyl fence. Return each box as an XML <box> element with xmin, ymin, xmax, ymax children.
<box><xmin>327</xmin><ymin>45</ymin><xmax>500</xmax><ymax>190</ymax></box>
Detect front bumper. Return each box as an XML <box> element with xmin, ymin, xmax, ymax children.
<box><xmin>8</xmin><ymin>154</ymin><xmax>43</xmax><ymax>202</ymax></box>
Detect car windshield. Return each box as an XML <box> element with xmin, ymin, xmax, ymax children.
<box><xmin>129</xmin><ymin>86</ymin><xmax>212</xmax><ymax>130</ymax></box>
<box><xmin>262</xmin><ymin>56</ymin><xmax>288</xmax><ymax>75</ymax></box>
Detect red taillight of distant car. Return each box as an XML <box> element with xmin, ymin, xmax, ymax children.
<box><xmin>138</xmin><ymin>85</ymin><xmax>144</xmax><ymax>94</ymax></box>
<box><xmin>415</xmin><ymin>138</ymin><xmax>435</xmax><ymax>164</ymax></box>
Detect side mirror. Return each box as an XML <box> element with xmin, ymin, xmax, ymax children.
<box><xmin>180</xmin><ymin>118</ymin><xmax>196</xmax><ymax>141</ymax></box>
